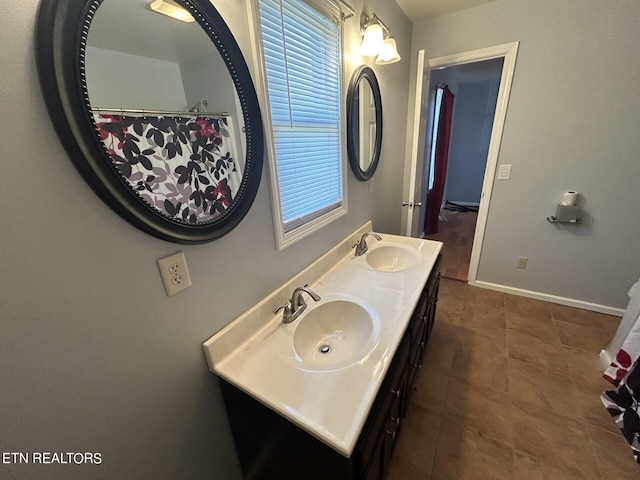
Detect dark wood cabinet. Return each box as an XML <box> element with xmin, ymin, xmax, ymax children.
<box><xmin>219</xmin><ymin>255</ymin><xmax>441</xmax><ymax>480</ymax></box>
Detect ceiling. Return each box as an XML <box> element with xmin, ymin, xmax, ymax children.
<box><xmin>395</xmin><ymin>0</ymin><xmax>499</xmax><ymax>22</ymax></box>
<box><xmin>87</xmin><ymin>0</ymin><xmax>502</xmax><ymax>63</ymax></box>
<box><xmin>87</xmin><ymin>0</ymin><xmax>211</xmax><ymax>63</ymax></box>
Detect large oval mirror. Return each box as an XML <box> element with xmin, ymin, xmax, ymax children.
<box><xmin>36</xmin><ymin>0</ymin><xmax>263</xmax><ymax>244</ymax></box>
<box><xmin>346</xmin><ymin>66</ymin><xmax>382</xmax><ymax>181</ymax></box>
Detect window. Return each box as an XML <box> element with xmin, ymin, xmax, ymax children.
<box><xmin>254</xmin><ymin>0</ymin><xmax>345</xmax><ymax>248</ymax></box>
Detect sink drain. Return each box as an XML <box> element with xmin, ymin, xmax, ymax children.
<box><xmin>319</xmin><ymin>344</ymin><xmax>331</xmax><ymax>354</ymax></box>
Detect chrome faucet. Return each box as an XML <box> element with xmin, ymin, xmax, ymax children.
<box><xmin>273</xmin><ymin>285</ymin><xmax>321</xmax><ymax>324</ymax></box>
<box><xmin>353</xmin><ymin>232</ymin><xmax>382</xmax><ymax>257</ymax></box>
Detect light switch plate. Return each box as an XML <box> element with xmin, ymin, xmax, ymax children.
<box><xmin>498</xmin><ymin>164</ymin><xmax>512</xmax><ymax>180</ymax></box>
<box><xmin>158</xmin><ymin>252</ymin><xmax>192</xmax><ymax>296</ymax></box>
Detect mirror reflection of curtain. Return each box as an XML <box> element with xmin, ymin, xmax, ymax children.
<box><xmin>424</xmin><ymin>85</ymin><xmax>455</xmax><ymax>235</ymax></box>
<box><xmin>93</xmin><ymin>113</ymin><xmax>241</xmax><ymax>223</ymax></box>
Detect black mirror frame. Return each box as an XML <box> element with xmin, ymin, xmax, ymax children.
<box><xmin>35</xmin><ymin>0</ymin><xmax>263</xmax><ymax>244</ymax></box>
<box><xmin>346</xmin><ymin>65</ymin><xmax>382</xmax><ymax>182</ymax></box>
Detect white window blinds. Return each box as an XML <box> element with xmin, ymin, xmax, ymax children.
<box><xmin>257</xmin><ymin>0</ymin><xmax>343</xmax><ymax>232</ymax></box>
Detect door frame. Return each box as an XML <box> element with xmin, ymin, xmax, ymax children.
<box><xmin>425</xmin><ymin>42</ymin><xmax>519</xmax><ymax>283</ymax></box>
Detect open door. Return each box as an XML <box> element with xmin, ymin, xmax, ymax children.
<box><xmin>403</xmin><ymin>50</ymin><xmax>432</xmax><ymax>237</ymax></box>
<box><xmin>407</xmin><ymin>42</ymin><xmax>519</xmax><ymax>282</ymax></box>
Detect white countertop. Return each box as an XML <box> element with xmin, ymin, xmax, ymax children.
<box><xmin>203</xmin><ymin>223</ymin><xmax>442</xmax><ymax>456</ymax></box>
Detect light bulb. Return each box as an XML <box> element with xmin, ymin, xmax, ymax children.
<box><xmin>360</xmin><ymin>24</ymin><xmax>385</xmax><ymax>56</ymax></box>
<box><xmin>375</xmin><ymin>38</ymin><xmax>401</xmax><ymax>65</ymax></box>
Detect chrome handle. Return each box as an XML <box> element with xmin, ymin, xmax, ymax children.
<box><xmin>402</xmin><ymin>201</ymin><xmax>410</xmax><ymax>207</ymax></box>
<box><xmin>390</xmin><ymin>388</ymin><xmax>401</xmax><ymax>398</ymax></box>
<box><xmin>414</xmin><ymin>202</ymin><xmax>422</xmax><ymax>207</ymax></box>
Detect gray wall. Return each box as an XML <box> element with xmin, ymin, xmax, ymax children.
<box><xmin>355</xmin><ymin>0</ymin><xmax>413</xmax><ymax>234</ymax></box>
<box><xmin>0</xmin><ymin>1</ymin><xmax>411</xmax><ymax>480</ymax></box>
<box><xmin>86</xmin><ymin>46</ymin><xmax>188</xmax><ymax>110</ymax></box>
<box><xmin>445</xmin><ymin>77</ymin><xmax>500</xmax><ymax>204</ymax></box>
<box><xmin>411</xmin><ymin>0</ymin><xmax>640</xmax><ymax>309</ymax></box>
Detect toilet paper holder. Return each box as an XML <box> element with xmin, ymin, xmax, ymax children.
<box><xmin>547</xmin><ymin>190</ymin><xmax>582</xmax><ymax>224</ymax></box>
<box><xmin>547</xmin><ymin>204</ymin><xmax>582</xmax><ymax>224</ymax></box>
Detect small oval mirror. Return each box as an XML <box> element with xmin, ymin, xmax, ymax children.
<box><xmin>346</xmin><ymin>66</ymin><xmax>382</xmax><ymax>181</ymax></box>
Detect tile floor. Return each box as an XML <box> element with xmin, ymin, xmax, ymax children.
<box><xmin>387</xmin><ymin>279</ymin><xmax>639</xmax><ymax>479</ymax></box>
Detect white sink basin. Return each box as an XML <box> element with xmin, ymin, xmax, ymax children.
<box><xmin>366</xmin><ymin>244</ymin><xmax>420</xmax><ymax>272</ymax></box>
<box><xmin>293</xmin><ymin>299</ymin><xmax>378</xmax><ymax>371</ymax></box>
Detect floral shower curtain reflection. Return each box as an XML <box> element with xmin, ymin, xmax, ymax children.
<box><xmin>93</xmin><ymin>113</ymin><xmax>241</xmax><ymax>224</ymax></box>
<box><xmin>601</xmin><ymin>278</ymin><xmax>640</xmax><ymax>463</ymax></box>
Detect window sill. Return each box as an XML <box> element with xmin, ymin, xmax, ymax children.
<box><xmin>276</xmin><ymin>205</ymin><xmax>347</xmax><ymax>251</ymax></box>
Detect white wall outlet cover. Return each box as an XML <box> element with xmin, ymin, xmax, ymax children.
<box><xmin>497</xmin><ymin>164</ymin><xmax>512</xmax><ymax>180</ymax></box>
<box><xmin>158</xmin><ymin>252</ymin><xmax>192</xmax><ymax>296</ymax></box>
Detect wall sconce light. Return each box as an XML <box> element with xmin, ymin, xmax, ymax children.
<box><xmin>149</xmin><ymin>0</ymin><xmax>195</xmax><ymax>23</ymax></box>
<box><xmin>360</xmin><ymin>13</ymin><xmax>401</xmax><ymax>64</ymax></box>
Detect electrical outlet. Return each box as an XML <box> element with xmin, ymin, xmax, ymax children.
<box><xmin>158</xmin><ymin>252</ymin><xmax>192</xmax><ymax>296</ymax></box>
<box><xmin>516</xmin><ymin>256</ymin><xmax>528</xmax><ymax>269</ymax></box>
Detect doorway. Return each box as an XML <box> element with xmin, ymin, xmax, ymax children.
<box><xmin>403</xmin><ymin>42</ymin><xmax>519</xmax><ymax>283</ymax></box>
<box><xmin>425</xmin><ymin>58</ymin><xmax>503</xmax><ymax>281</ymax></box>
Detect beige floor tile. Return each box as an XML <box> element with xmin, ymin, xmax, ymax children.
<box><xmin>513</xmin><ymin>449</ymin><xmax>599</xmax><ymax>480</ymax></box>
<box><xmin>599</xmin><ymin>314</ymin><xmax>622</xmax><ymax>338</ymax></box>
<box><xmin>554</xmin><ymin>319</ymin><xmax>612</xmax><ymax>353</ymax></box>
<box><xmin>431</xmin><ymin>421</ymin><xmax>514</xmax><ymax>480</ymax></box>
<box><xmin>429</xmin><ymin>318</ymin><xmax>460</xmax><ymax>339</ymax></box>
<box><xmin>464</xmin><ymin>286</ymin><xmax>505</xmax><ymax>308</ymax></box>
<box><xmin>549</xmin><ymin>302</ymin><xmax>598</xmax><ymax>324</ymax></box>
<box><xmin>443</xmin><ymin>374</ymin><xmax>512</xmax><ymax>444</ymax></box>
<box><xmin>505</xmin><ymin>311</ymin><xmax>560</xmax><ymax>343</ymax></box>
<box><xmin>435</xmin><ymin>297</ymin><xmax>463</xmax><ymax>326</ymax></box>
<box><xmin>450</xmin><ymin>348</ymin><xmax>509</xmax><ymax>393</ymax></box>
<box><xmin>560</xmin><ymin>346</ymin><xmax>621</xmax><ymax>434</ymax></box>
<box><xmin>399</xmin><ymin>289</ymin><xmax>635</xmax><ymax>480</ymax></box>
<box><xmin>454</xmin><ymin>323</ymin><xmax>508</xmax><ymax>356</ymax></box>
<box><xmin>449</xmin><ymin>325</ymin><xmax>509</xmax><ymax>392</ymax></box>
<box><xmin>388</xmin><ymin>401</ymin><xmax>440</xmax><ymax>477</ymax></box>
<box><xmin>411</xmin><ymin>361</ymin><xmax>451</xmax><ymax>413</ymax></box>
<box><xmin>438</xmin><ymin>278</ymin><xmax>466</xmax><ymax>300</ymax></box>
<box><xmin>386</xmin><ymin>458</ymin><xmax>431</xmax><ymax>480</ymax></box>
<box><xmin>575</xmin><ymin>385</ymin><xmax>621</xmax><ymax>435</ymax></box>
<box><xmin>561</xmin><ymin>346</ymin><xmax>610</xmax><ymax>393</ymax></box>
<box><xmin>459</xmin><ymin>303</ymin><xmax>506</xmax><ymax>331</ymax></box>
<box><xmin>422</xmin><ymin>330</ymin><xmax>457</xmax><ymax>371</ymax></box>
<box><xmin>508</xmin><ymin>357</ymin><xmax>584</xmax><ymax>421</ymax></box>
<box><xmin>586</xmin><ymin>425</ymin><xmax>640</xmax><ymax>478</ymax></box>
<box><xmin>505</xmin><ymin>294</ymin><xmax>551</xmax><ymax>317</ymax></box>
<box><xmin>507</xmin><ymin>330</ymin><xmax>569</xmax><ymax>375</ymax></box>
<box><xmin>511</xmin><ymin>402</ymin><xmax>601</xmax><ymax>479</ymax></box>
<box><xmin>549</xmin><ymin>303</ymin><xmax>620</xmax><ymax>336</ymax></box>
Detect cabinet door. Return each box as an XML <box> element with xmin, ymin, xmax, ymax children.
<box><xmin>362</xmin><ymin>427</ymin><xmax>386</xmax><ymax>480</ymax></box>
<box><xmin>407</xmin><ymin>318</ymin><xmax>427</xmax><ymax>393</ymax></box>
<box><xmin>424</xmin><ymin>272</ymin><xmax>440</xmax><ymax>344</ymax></box>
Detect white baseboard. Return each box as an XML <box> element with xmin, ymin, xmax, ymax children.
<box><xmin>469</xmin><ymin>280</ymin><xmax>625</xmax><ymax>317</ymax></box>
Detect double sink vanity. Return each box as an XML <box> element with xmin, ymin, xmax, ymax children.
<box><xmin>203</xmin><ymin>222</ymin><xmax>442</xmax><ymax>479</ymax></box>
